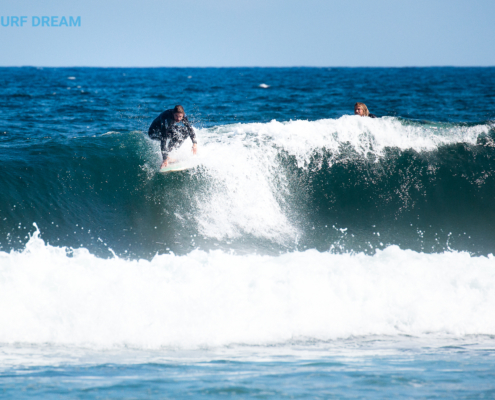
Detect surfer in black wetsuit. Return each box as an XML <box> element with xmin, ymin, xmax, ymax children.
<box><xmin>148</xmin><ymin>105</ymin><xmax>198</xmax><ymax>168</ymax></box>
<box><xmin>354</xmin><ymin>102</ymin><xmax>377</xmax><ymax>118</ymax></box>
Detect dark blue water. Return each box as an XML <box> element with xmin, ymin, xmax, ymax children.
<box><xmin>1</xmin><ymin>67</ymin><xmax>495</xmax><ymax>398</ymax></box>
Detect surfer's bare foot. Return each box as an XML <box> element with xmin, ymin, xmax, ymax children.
<box><xmin>161</xmin><ymin>159</ymin><xmax>169</xmax><ymax>168</ymax></box>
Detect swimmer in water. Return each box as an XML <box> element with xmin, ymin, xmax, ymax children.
<box><xmin>354</xmin><ymin>102</ymin><xmax>377</xmax><ymax>118</ymax></box>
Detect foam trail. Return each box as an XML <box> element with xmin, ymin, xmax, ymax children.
<box><xmin>170</xmin><ymin>125</ymin><xmax>296</xmax><ymax>242</ymax></box>
<box><xmin>1</xmin><ymin>228</ymin><xmax>495</xmax><ymax>349</ymax></box>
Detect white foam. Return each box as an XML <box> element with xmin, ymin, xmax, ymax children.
<box><xmin>1</xmin><ymin>229</ymin><xmax>494</xmax><ymax>350</ymax></box>
<box><xmin>194</xmin><ymin>143</ymin><xmax>294</xmax><ymax>241</ymax></box>
<box><xmin>164</xmin><ymin>128</ymin><xmax>296</xmax><ymax>243</ymax></box>
<box><xmin>167</xmin><ymin>117</ymin><xmax>491</xmax><ymax>242</ymax></box>
<box><xmin>197</xmin><ymin>117</ymin><xmax>492</xmax><ymax>168</ymax></box>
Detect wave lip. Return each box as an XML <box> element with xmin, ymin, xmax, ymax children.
<box><xmin>204</xmin><ymin>117</ymin><xmax>493</xmax><ymax>167</ymax></box>
<box><xmin>1</xmin><ymin>229</ymin><xmax>495</xmax><ymax>349</ymax></box>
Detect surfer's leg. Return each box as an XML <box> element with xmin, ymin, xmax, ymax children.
<box><xmin>160</xmin><ymin>139</ymin><xmax>169</xmax><ymax>161</ymax></box>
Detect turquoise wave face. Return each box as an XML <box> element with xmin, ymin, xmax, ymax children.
<box><xmin>1</xmin><ymin>116</ymin><xmax>495</xmax><ymax>258</ymax></box>
<box><xmin>1</xmin><ymin>67</ymin><xmax>495</xmax><ymax>257</ymax></box>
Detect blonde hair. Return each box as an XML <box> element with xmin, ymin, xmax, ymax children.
<box><xmin>354</xmin><ymin>102</ymin><xmax>369</xmax><ymax>117</ymax></box>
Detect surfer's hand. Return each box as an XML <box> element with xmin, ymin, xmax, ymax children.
<box><xmin>161</xmin><ymin>159</ymin><xmax>169</xmax><ymax>168</ymax></box>
<box><xmin>192</xmin><ymin>143</ymin><xmax>197</xmax><ymax>155</ymax></box>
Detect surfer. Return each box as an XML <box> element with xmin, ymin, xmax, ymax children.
<box><xmin>148</xmin><ymin>105</ymin><xmax>198</xmax><ymax>168</ymax></box>
<box><xmin>354</xmin><ymin>102</ymin><xmax>377</xmax><ymax>118</ymax></box>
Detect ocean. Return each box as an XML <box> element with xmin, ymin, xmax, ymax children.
<box><xmin>1</xmin><ymin>67</ymin><xmax>495</xmax><ymax>398</ymax></box>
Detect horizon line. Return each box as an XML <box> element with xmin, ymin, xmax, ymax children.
<box><xmin>1</xmin><ymin>65</ymin><xmax>494</xmax><ymax>69</ymax></box>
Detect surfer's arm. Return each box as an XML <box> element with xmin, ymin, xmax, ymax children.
<box><xmin>148</xmin><ymin>118</ymin><xmax>162</xmax><ymax>140</ymax></box>
<box><xmin>183</xmin><ymin>117</ymin><xmax>197</xmax><ymax>154</ymax></box>
<box><xmin>183</xmin><ymin>117</ymin><xmax>197</xmax><ymax>144</ymax></box>
<box><xmin>149</xmin><ymin>112</ymin><xmax>172</xmax><ymax>140</ymax></box>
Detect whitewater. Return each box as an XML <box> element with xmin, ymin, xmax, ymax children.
<box><xmin>2</xmin><ymin>226</ymin><xmax>495</xmax><ymax>349</ymax></box>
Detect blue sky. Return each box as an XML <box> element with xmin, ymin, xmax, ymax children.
<box><xmin>1</xmin><ymin>0</ymin><xmax>494</xmax><ymax>67</ymax></box>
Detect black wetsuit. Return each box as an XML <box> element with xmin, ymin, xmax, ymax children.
<box><xmin>148</xmin><ymin>109</ymin><xmax>197</xmax><ymax>160</ymax></box>
<box><xmin>369</xmin><ymin>113</ymin><xmax>377</xmax><ymax>118</ymax></box>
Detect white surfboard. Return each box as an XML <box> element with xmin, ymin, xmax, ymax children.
<box><xmin>159</xmin><ymin>161</ymin><xmax>194</xmax><ymax>174</ymax></box>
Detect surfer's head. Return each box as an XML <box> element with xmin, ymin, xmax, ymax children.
<box><xmin>173</xmin><ymin>105</ymin><xmax>185</xmax><ymax>122</ymax></box>
<box><xmin>354</xmin><ymin>102</ymin><xmax>369</xmax><ymax>117</ymax></box>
